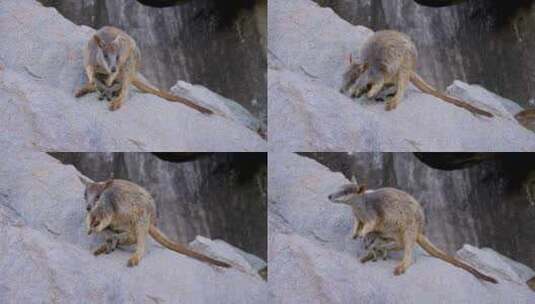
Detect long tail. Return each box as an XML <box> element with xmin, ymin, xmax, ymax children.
<box><xmin>515</xmin><ymin>109</ymin><xmax>535</xmax><ymax>124</ymax></box>
<box><xmin>417</xmin><ymin>234</ymin><xmax>497</xmax><ymax>284</ymax></box>
<box><xmin>410</xmin><ymin>72</ymin><xmax>494</xmax><ymax>118</ymax></box>
<box><xmin>149</xmin><ymin>225</ymin><xmax>231</xmax><ymax>268</ymax></box>
<box><xmin>132</xmin><ymin>77</ymin><xmax>213</xmax><ymax>115</ymax></box>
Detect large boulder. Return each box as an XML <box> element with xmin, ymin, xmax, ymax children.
<box><xmin>268</xmin><ymin>153</ymin><xmax>535</xmax><ymax>303</ymax></box>
<box><xmin>0</xmin><ymin>0</ymin><xmax>265</xmax><ymax>152</ymax></box>
<box><xmin>268</xmin><ymin>0</ymin><xmax>535</xmax><ymax>151</ymax></box>
<box><xmin>0</xmin><ymin>148</ymin><xmax>267</xmax><ymax>304</ymax></box>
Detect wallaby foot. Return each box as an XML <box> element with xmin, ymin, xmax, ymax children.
<box><xmin>109</xmin><ymin>97</ymin><xmax>124</xmax><ymax>111</ymax></box>
<box><xmin>127</xmin><ymin>254</ymin><xmax>141</xmax><ymax>267</ymax></box>
<box><xmin>394</xmin><ymin>263</ymin><xmax>408</xmax><ymax>275</ymax></box>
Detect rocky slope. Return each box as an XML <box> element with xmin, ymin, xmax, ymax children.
<box><xmin>268</xmin><ymin>0</ymin><xmax>535</xmax><ymax>151</ymax></box>
<box><xmin>0</xmin><ymin>148</ymin><xmax>266</xmax><ymax>304</ymax></box>
<box><xmin>50</xmin><ymin>152</ymin><xmax>267</xmax><ymax>260</ymax></box>
<box><xmin>39</xmin><ymin>0</ymin><xmax>267</xmax><ymax>125</ymax></box>
<box><xmin>313</xmin><ymin>0</ymin><xmax>535</xmax><ymax>109</ymax></box>
<box><xmin>0</xmin><ymin>0</ymin><xmax>265</xmax><ymax>152</ymax></box>
<box><xmin>302</xmin><ymin>152</ymin><xmax>535</xmax><ymax>269</ymax></box>
<box><xmin>268</xmin><ymin>153</ymin><xmax>535</xmax><ymax>303</ymax></box>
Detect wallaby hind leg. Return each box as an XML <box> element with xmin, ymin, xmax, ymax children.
<box><xmin>394</xmin><ymin>229</ymin><xmax>417</xmax><ymax>275</ymax></box>
<box><xmin>386</xmin><ymin>70</ymin><xmax>409</xmax><ymax>111</ymax></box>
<box><xmin>127</xmin><ymin>218</ymin><xmax>150</xmax><ymax>267</ymax></box>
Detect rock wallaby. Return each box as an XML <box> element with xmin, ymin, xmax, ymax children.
<box><xmin>340</xmin><ymin>30</ymin><xmax>494</xmax><ymax>118</ymax></box>
<box><xmin>328</xmin><ymin>177</ymin><xmax>497</xmax><ymax>283</ymax></box>
<box><xmin>75</xmin><ymin>26</ymin><xmax>213</xmax><ymax>114</ymax></box>
<box><xmin>80</xmin><ymin>177</ymin><xmax>230</xmax><ymax>268</ymax></box>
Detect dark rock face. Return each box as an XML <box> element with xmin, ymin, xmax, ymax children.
<box><xmin>39</xmin><ymin>0</ymin><xmax>267</xmax><ymax>125</ymax></box>
<box><xmin>49</xmin><ymin>152</ymin><xmax>267</xmax><ymax>259</ymax></box>
<box><xmin>314</xmin><ymin>0</ymin><xmax>535</xmax><ymax>109</ymax></box>
<box><xmin>301</xmin><ymin>152</ymin><xmax>535</xmax><ymax>268</ymax></box>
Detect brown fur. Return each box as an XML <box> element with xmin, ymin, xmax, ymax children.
<box><xmin>75</xmin><ymin>26</ymin><xmax>213</xmax><ymax>114</ymax></box>
<box><xmin>515</xmin><ymin>109</ymin><xmax>535</xmax><ymax>132</ymax></box>
<box><xmin>80</xmin><ymin>177</ymin><xmax>230</xmax><ymax>268</ymax></box>
<box><xmin>527</xmin><ymin>276</ymin><xmax>535</xmax><ymax>291</ymax></box>
<box><xmin>341</xmin><ymin>30</ymin><xmax>494</xmax><ymax>118</ymax></box>
<box><xmin>329</xmin><ymin>182</ymin><xmax>497</xmax><ymax>284</ymax></box>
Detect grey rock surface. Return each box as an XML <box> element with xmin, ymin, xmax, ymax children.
<box><xmin>0</xmin><ymin>148</ymin><xmax>267</xmax><ymax>304</ymax></box>
<box><xmin>268</xmin><ymin>152</ymin><xmax>535</xmax><ymax>303</ymax></box>
<box><xmin>268</xmin><ymin>0</ymin><xmax>535</xmax><ymax>151</ymax></box>
<box><xmin>0</xmin><ymin>0</ymin><xmax>266</xmax><ymax>152</ymax></box>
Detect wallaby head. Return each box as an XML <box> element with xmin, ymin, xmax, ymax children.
<box><xmin>340</xmin><ymin>62</ymin><xmax>366</xmax><ymax>95</ymax></box>
<box><xmin>79</xmin><ymin>176</ymin><xmax>113</xmax><ymax>213</ymax></box>
<box><xmin>328</xmin><ymin>176</ymin><xmax>367</xmax><ymax>204</ymax></box>
<box><xmin>85</xmin><ymin>205</ymin><xmax>114</xmax><ymax>235</ymax></box>
<box><xmin>353</xmin><ymin>62</ymin><xmax>386</xmax><ymax>99</ymax></box>
<box><xmin>93</xmin><ymin>34</ymin><xmax>123</xmax><ymax>76</ymax></box>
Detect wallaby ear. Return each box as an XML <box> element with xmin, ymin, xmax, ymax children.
<box><xmin>93</xmin><ymin>34</ymin><xmax>105</xmax><ymax>48</ymax></box>
<box><xmin>356</xmin><ymin>185</ymin><xmax>367</xmax><ymax>194</ymax></box>
<box><xmin>351</xmin><ymin>175</ymin><xmax>358</xmax><ymax>184</ymax></box>
<box><xmin>79</xmin><ymin>176</ymin><xmax>92</xmax><ymax>187</ymax></box>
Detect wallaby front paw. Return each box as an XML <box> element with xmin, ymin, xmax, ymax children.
<box><xmin>93</xmin><ymin>245</ymin><xmax>108</xmax><ymax>256</ymax></box>
<box><xmin>75</xmin><ymin>88</ymin><xmax>87</xmax><ymax>98</ymax></box>
<box><xmin>360</xmin><ymin>254</ymin><xmax>372</xmax><ymax>264</ymax></box>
